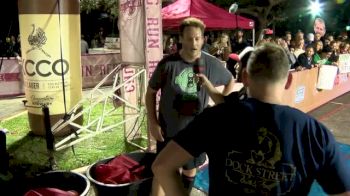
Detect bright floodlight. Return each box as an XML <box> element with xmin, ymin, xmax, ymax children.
<box><xmin>229</xmin><ymin>3</ymin><xmax>238</xmax><ymax>13</ymax></box>
<box><xmin>309</xmin><ymin>0</ymin><xmax>322</xmax><ymax>16</ymax></box>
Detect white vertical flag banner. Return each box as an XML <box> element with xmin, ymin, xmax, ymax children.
<box><xmin>145</xmin><ymin>0</ymin><xmax>163</xmax><ymax>151</ymax></box>
<box><xmin>119</xmin><ymin>0</ymin><xmax>145</xmax><ymax>64</ymax></box>
<box><xmin>119</xmin><ymin>0</ymin><xmax>146</xmax><ymax>144</ymax></box>
<box><xmin>145</xmin><ymin>0</ymin><xmax>163</xmax><ymax>80</ymax></box>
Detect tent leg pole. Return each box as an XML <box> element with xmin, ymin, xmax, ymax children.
<box><xmin>252</xmin><ymin>28</ymin><xmax>255</xmax><ymax>46</ymax></box>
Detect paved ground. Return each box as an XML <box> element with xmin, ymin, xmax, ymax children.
<box><xmin>308</xmin><ymin>91</ymin><xmax>350</xmax><ymax>145</ymax></box>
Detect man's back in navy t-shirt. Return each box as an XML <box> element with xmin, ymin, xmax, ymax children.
<box><xmin>174</xmin><ymin>98</ymin><xmax>350</xmax><ymax>195</ymax></box>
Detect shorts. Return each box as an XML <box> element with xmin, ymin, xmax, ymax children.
<box><xmin>156</xmin><ymin>138</ymin><xmax>206</xmax><ymax>170</ymax></box>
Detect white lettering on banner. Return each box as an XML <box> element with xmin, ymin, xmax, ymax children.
<box><xmin>123</xmin><ymin>67</ymin><xmax>136</xmax><ymax>93</ymax></box>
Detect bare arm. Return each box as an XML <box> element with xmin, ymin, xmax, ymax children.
<box><xmin>145</xmin><ymin>86</ymin><xmax>158</xmax><ymax>125</ymax></box>
<box><xmin>145</xmin><ymin>86</ymin><xmax>164</xmax><ymax>142</ymax></box>
<box><xmin>197</xmin><ymin>73</ymin><xmax>225</xmax><ymax>104</ymax></box>
<box><xmin>152</xmin><ymin>141</ymin><xmax>193</xmax><ymax>196</ymax></box>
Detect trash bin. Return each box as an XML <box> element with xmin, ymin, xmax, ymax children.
<box><xmin>86</xmin><ymin>152</ymin><xmax>156</xmax><ymax>196</ymax></box>
<box><xmin>24</xmin><ymin>170</ymin><xmax>90</xmax><ymax>196</ymax></box>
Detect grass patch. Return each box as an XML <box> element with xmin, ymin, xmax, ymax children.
<box><xmin>1</xmin><ymin>100</ymin><xmax>149</xmax><ymax>176</ymax></box>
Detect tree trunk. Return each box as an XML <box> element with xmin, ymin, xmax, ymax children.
<box><xmin>256</xmin><ymin>18</ymin><xmax>268</xmax><ymax>43</ymax></box>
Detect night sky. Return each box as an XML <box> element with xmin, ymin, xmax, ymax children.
<box><xmin>0</xmin><ymin>0</ymin><xmax>349</xmax><ymax>40</ymax></box>
<box><xmin>0</xmin><ymin>0</ymin><xmax>19</xmax><ymax>39</ymax></box>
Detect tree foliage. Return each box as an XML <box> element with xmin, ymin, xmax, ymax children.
<box><xmin>80</xmin><ymin>0</ymin><xmax>119</xmax><ymax>17</ymax></box>
<box><xmin>81</xmin><ymin>0</ymin><xmax>350</xmax><ymax>38</ymax></box>
<box><xmin>209</xmin><ymin>0</ymin><xmax>289</xmax><ymax>39</ymax></box>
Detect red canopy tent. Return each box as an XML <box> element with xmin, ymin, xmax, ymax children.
<box><xmin>162</xmin><ymin>0</ymin><xmax>255</xmax><ymax>30</ymax></box>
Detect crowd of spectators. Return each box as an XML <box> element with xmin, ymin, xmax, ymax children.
<box><xmin>163</xmin><ymin>28</ymin><xmax>349</xmax><ymax>81</ymax></box>
<box><xmin>258</xmin><ymin>30</ymin><xmax>350</xmax><ymax>72</ymax></box>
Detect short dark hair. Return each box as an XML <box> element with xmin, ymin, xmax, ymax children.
<box><xmin>247</xmin><ymin>43</ymin><xmax>289</xmax><ymax>83</ymax></box>
<box><xmin>322</xmin><ymin>45</ymin><xmax>332</xmax><ymax>53</ymax></box>
<box><xmin>179</xmin><ymin>17</ymin><xmax>205</xmax><ymax>37</ymax></box>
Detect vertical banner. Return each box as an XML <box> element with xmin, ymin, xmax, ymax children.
<box><xmin>119</xmin><ymin>0</ymin><xmax>145</xmax><ymax>141</ymax></box>
<box><xmin>119</xmin><ymin>0</ymin><xmax>145</xmax><ymax>64</ymax></box>
<box><xmin>18</xmin><ymin>0</ymin><xmax>82</xmax><ymax>136</ymax></box>
<box><xmin>145</xmin><ymin>0</ymin><xmax>163</xmax><ymax>150</ymax></box>
<box><xmin>121</xmin><ymin>66</ymin><xmax>141</xmax><ymax>141</ymax></box>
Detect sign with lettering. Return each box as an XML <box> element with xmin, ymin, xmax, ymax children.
<box><xmin>81</xmin><ymin>53</ymin><xmax>121</xmax><ymax>88</ymax></box>
<box><xmin>145</xmin><ymin>0</ymin><xmax>163</xmax><ymax>81</ymax></box>
<box><xmin>338</xmin><ymin>54</ymin><xmax>350</xmax><ymax>74</ymax></box>
<box><xmin>145</xmin><ymin>0</ymin><xmax>163</xmax><ymax>150</ymax></box>
<box><xmin>18</xmin><ymin>0</ymin><xmax>82</xmax><ymax>116</ymax></box>
<box><xmin>0</xmin><ymin>58</ymin><xmax>23</xmax><ymax>97</ymax></box>
<box><xmin>295</xmin><ymin>86</ymin><xmax>305</xmax><ymax>103</ymax></box>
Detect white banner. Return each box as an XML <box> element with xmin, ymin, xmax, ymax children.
<box><xmin>118</xmin><ymin>0</ymin><xmax>145</xmax><ymax>64</ymax></box>
<box><xmin>0</xmin><ymin>58</ymin><xmax>23</xmax><ymax>97</ymax></box>
<box><xmin>338</xmin><ymin>54</ymin><xmax>350</xmax><ymax>74</ymax></box>
<box><xmin>145</xmin><ymin>0</ymin><xmax>163</xmax><ymax>151</ymax></box>
<box><xmin>121</xmin><ymin>66</ymin><xmax>140</xmax><ymax>141</ymax></box>
<box><xmin>0</xmin><ymin>54</ymin><xmax>122</xmax><ymax>97</ymax></box>
<box><xmin>145</xmin><ymin>0</ymin><xmax>163</xmax><ymax>81</ymax></box>
<box><xmin>316</xmin><ymin>65</ymin><xmax>338</xmax><ymax>90</ymax></box>
<box><xmin>81</xmin><ymin>53</ymin><xmax>121</xmax><ymax>88</ymax></box>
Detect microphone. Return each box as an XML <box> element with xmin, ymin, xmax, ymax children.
<box><xmin>193</xmin><ymin>58</ymin><xmax>205</xmax><ymax>91</ymax></box>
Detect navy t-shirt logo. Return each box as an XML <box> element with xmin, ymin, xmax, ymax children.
<box><xmin>225</xmin><ymin>127</ymin><xmax>297</xmax><ymax>194</ymax></box>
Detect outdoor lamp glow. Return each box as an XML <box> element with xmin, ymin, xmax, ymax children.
<box><xmin>229</xmin><ymin>3</ymin><xmax>238</xmax><ymax>13</ymax></box>
<box><xmin>308</xmin><ymin>0</ymin><xmax>322</xmax><ymax>16</ymax></box>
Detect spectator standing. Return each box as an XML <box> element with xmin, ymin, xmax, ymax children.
<box><xmin>209</xmin><ymin>32</ymin><xmax>232</xmax><ymax>61</ymax></box>
<box><xmin>329</xmin><ymin>40</ymin><xmax>340</xmax><ymax>64</ymax></box>
<box><xmin>201</xmin><ymin>33</ymin><xmax>211</xmax><ymax>53</ymax></box>
<box><xmin>81</xmin><ymin>34</ymin><xmax>89</xmax><ymax>54</ymax></box>
<box><xmin>231</xmin><ymin>29</ymin><xmax>249</xmax><ymax>54</ymax></box>
<box><xmin>164</xmin><ymin>36</ymin><xmax>177</xmax><ymax>54</ymax></box>
<box><xmin>284</xmin><ymin>31</ymin><xmax>292</xmax><ymax>49</ymax></box>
